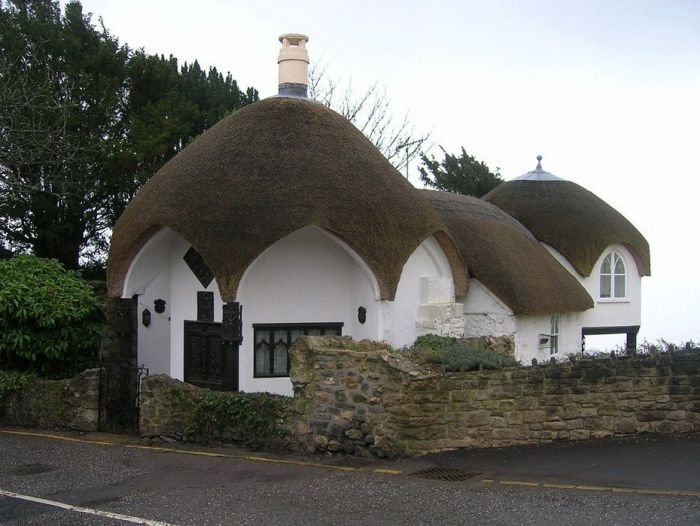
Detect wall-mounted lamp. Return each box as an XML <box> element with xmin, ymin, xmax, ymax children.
<box><xmin>358</xmin><ymin>306</ymin><xmax>367</xmax><ymax>324</ymax></box>
<box><xmin>142</xmin><ymin>308</ymin><xmax>151</xmax><ymax>327</ymax></box>
<box><xmin>154</xmin><ymin>299</ymin><xmax>166</xmax><ymax>313</ymax></box>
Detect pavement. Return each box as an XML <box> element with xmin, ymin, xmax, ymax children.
<box><xmin>1</xmin><ymin>427</ymin><xmax>699</xmax><ymax>525</ymax></box>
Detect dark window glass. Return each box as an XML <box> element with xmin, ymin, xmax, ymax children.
<box><xmin>253</xmin><ymin>323</ymin><xmax>343</xmax><ymax>377</ymax></box>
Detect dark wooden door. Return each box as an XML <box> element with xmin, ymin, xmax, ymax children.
<box><xmin>184</xmin><ymin>321</ymin><xmax>225</xmax><ymax>390</ymax></box>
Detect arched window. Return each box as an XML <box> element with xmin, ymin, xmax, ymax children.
<box><xmin>600</xmin><ymin>252</ymin><xmax>626</xmax><ymax>299</ymax></box>
<box><xmin>550</xmin><ymin>315</ymin><xmax>560</xmax><ymax>355</ymax></box>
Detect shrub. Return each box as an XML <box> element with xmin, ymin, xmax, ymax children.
<box><xmin>0</xmin><ymin>255</ymin><xmax>101</xmax><ymax>376</ymax></box>
<box><xmin>184</xmin><ymin>390</ymin><xmax>293</xmax><ymax>444</ymax></box>
<box><xmin>0</xmin><ymin>370</ymin><xmax>35</xmax><ymax>402</ymax></box>
<box><xmin>407</xmin><ymin>334</ymin><xmax>520</xmax><ymax>372</ymax></box>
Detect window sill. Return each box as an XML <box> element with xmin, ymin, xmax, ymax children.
<box><xmin>597</xmin><ymin>298</ymin><xmax>630</xmax><ymax>304</ymax></box>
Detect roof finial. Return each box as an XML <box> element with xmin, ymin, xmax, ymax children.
<box><xmin>536</xmin><ymin>155</ymin><xmax>543</xmax><ymax>170</ymax></box>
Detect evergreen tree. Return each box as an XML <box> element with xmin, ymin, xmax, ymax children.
<box><xmin>419</xmin><ymin>146</ymin><xmax>503</xmax><ymax>198</ymax></box>
<box><xmin>0</xmin><ymin>0</ymin><xmax>258</xmax><ymax>268</ymax></box>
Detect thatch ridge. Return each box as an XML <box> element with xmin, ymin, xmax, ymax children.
<box><xmin>483</xmin><ymin>180</ymin><xmax>650</xmax><ymax>277</ymax></box>
<box><xmin>420</xmin><ymin>190</ymin><xmax>593</xmax><ymax>315</ymax></box>
<box><xmin>108</xmin><ymin>97</ymin><xmax>465</xmax><ymax>301</ymax></box>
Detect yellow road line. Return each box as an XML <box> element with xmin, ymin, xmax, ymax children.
<box><xmin>125</xmin><ymin>444</ymin><xmax>226</xmax><ymax>458</ymax></box>
<box><xmin>679</xmin><ymin>491</ymin><xmax>700</xmax><ymax>497</ymax></box>
<box><xmin>373</xmin><ymin>469</ymin><xmax>402</xmax><ymax>475</ymax></box>
<box><xmin>542</xmin><ymin>483</ymin><xmax>577</xmax><ymax>489</ymax></box>
<box><xmin>0</xmin><ymin>430</ymin><xmax>117</xmax><ymax>446</ymax></box>
<box><xmin>5</xmin><ymin>428</ymin><xmax>699</xmax><ymax>496</ymax></box>
<box><xmin>1</xmin><ymin>429</ymin><xmax>396</xmax><ymax>474</ymax></box>
<box><xmin>574</xmin><ymin>485</ymin><xmax>609</xmax><ymax>492</ymax></box>
<box><xmin>499</xmin><ymin>480</ymin><xmax>540</xmax><ymax>487</ymax></box>
<box><xmin>483</xmin><ymin>478</ymin><xmax>699</xmax><ymax>498</ymax></box>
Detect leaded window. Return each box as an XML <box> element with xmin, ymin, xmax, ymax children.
<box><xmin>600</xmin><ymin>252</ymin><xmax>626</xmax><ymax>299</ymax></box>
<box><xmin>253</xmin><ymin>323</ymin><xmax>343</xmax><ymax>378</ymax></box>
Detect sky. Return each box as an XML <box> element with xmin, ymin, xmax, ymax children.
<box><xmin>74</xmin><ymin>0</ymin><xmax>700</xmax><ymax>346</ymax></box>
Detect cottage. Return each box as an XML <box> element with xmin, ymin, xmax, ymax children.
<box><xmin>107</xmin><ymin>34</ymin><xmax>467</xmax><ymax>396</ymax></box>
<box><xmin>106</xmin><ymin>34</ymin><xmax>649</xmax><ymax>396</ymax></box>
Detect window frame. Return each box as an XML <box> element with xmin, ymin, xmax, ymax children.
<box><xmin>252</xmin><ymin>322</ymin><xmax>343</xmax><ymax>378</ymax></box>
<box><xmin>550</xmin><ymin>315</ymin><xmax>560</xmax><ymax>355</ymax></box>
<box><xmin>599</xmin><ymin>251</ymin><xmax>627</xmax><ymax>301</ymax></box>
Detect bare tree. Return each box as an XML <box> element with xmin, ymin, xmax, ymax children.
<box><xmin>308</xmin><ymin>61</ymin><xmax>430</xmax><ymax>175</ymax></box>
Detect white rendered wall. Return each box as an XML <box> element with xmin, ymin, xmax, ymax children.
<box><xmin>168</xmin><ymin>236</ymin><xmax>224</xmax><ymax>381</ymax></box>
<box><xmin>123</xmin><ymin>228</ymin><xmax>175</xmax><ymax>376</ymax></box>
<box><xmin>386</xmin><ymin>236</ymin><xmax>460</xmax><ymax>348</ymax></box>
<box><xmin>459</xmin><ymin>279</ymin><xmax>583</xmax><ymax>364</ymax></box>
<box><xmin>515</xmin><ymin>312</ymin><xmax>582</xmax><ymax>364</ymax></box>
<box><xmin>461</xmin><ymin>279</ymin><xmax>517</xmax><ymax>337</ymax></box>
<box><xmin>544</xmin><ymin>243</ymin><xmax>642</xmax><ymax>330</ymax></box>
<box><xmin>123</xmin><ymin>228</ymin><xmax>224</xmax><ymax>380</ymax></box>
<box><xmin>237</xmin><ymin>226</ymin><xmax>379</xmax><ymax>396</ymax></box>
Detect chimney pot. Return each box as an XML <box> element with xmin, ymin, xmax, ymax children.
<box><xmin>278</xmin><ymin>33</ymin><xmax>309</xmax><ymax>97</ymax></box>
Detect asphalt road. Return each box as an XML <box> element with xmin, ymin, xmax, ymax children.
<box><xmin>1</xmin><ymin>429</ymin><xmax>698</xmax><ymax>526</ymax></box>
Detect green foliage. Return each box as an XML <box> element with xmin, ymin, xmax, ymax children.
<box><xmin>419</xmin><ymin>146</ymin><xmax>504</xmax><ymax>198</ymax></box>
<box><xmin>0</xmin><ymin>255</ymin><xmax>101</xmax><ymax>376</ymax></box>
<box><xmin>184</xmin><ymin>390</ymin><xmax>293</xmax><ymax>444</ymax></box>
<box><xmin>407</xmin><ymin>335</ymin><xmax>520</xmax><ymax>372</ymax></box>
<box><xmin>0</xmin><ymin>0</ymin><xmax>258</xmax><ymax>267</ymax></box>
<box><xmin>0</xmin><ymin>370</ymin><xmax>35</xmax><ymax>402</ymax></box>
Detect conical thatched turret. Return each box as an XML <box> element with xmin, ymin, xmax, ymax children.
<box><xmin>484</xmin><ymin>158</ymin><xmax>650</xmax><ymax>277</ymax></box>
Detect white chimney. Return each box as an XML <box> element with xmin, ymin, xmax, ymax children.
<box><xmin>278</xmin><ymin>33</ymin><xmax>309</xmax><ymax>97</ymax></box>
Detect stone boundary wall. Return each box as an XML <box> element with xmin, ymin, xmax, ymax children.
<box><xmin>290</xmin><ymin>337</ymin><xmax>700</xmax><ymax>457</ymax></box>
<box><xmin>0</xmin><ymin>369</ymin><xmax>101</xmax><ymax>431</ymax></box>
<box><xmin>139</xmin><ymin>374</ymin><xmax>296</xmax><ymax>450</ymax></box>
<box><xmin>139</xmin><ymin>374</ymin><xmax>199</xmax><ymax>440</ymax></box>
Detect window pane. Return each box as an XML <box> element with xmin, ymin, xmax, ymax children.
<box><xmin>307</xmin><ymin>328</ymin><xmax>322</xmax><ymax>336</ymax></box>
<box><xmin>614</xmin><ymin>257</ymin><xmax>625</xmax><ymax>275</ymax></box>
<box><xmin>290</xmin><ymin>329</ymin><xmax>304</xmax><ymax>346</ymax></box>
<box><xmin>600</xmin><ymin>275</ymin><xmax>611</xmax><ymax>298</ymax></box>
<box><xmin>601</xmin><ymin>254</ymin><xmax>612</xmax><ymax>274</ymax></box>
<box><xmin>255</xmin><ymin>346</ymin><xmax>269</xmax><ymax>376</ymax></box>
<box><xmin>273</xmin><ymin>344</ymin><xmax>288</xmax><ymax>375</ymax></box>
<box><xmin>325</xmin><ymin>327</ymin><xmax>342</xmax><ymax>336</ymax></box>
<box><xmin>614</xmin><ymin>276</ymin><xmax>625</xmax><ymax>298</ymax></box>
<box><xmin>550</xmin><ymin>335</ymin><xmax>558</xmax><ymax>355</ymax></box>
<box><xmin>255</xmin><ymin>330</ymin><xmax>268</xmax><ymax>345</ymax></box>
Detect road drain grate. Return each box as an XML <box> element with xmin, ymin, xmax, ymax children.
<box><xmin>409</xmin><ymin>466</ymin><xmax>480</xmax><ymax>482</ymax></box>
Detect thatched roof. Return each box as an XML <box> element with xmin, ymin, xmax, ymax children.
<box><xmin>420</xmin><ymin>190</ymin><xmax>593</xmax><ymax>315</ymax></box>
<box><xmin>107</xmin><ymin>97</ymin><xmax>467</xmax><ymax>302</ymax></box>
<box><xmin>483</xmin><ymin>179</ymin><xmax>650</xmax><ymax>277</ymax></box>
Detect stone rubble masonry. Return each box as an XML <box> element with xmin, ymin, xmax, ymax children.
<box><xmin>290</xmin><ymin>336</ymin><xmax>700</xmax><ymax>457</ymax></box>
<box><xmin>1</xmin><ymin>368</ymin><xmax>101</xmax><ymax>431</ymax></box>
<box><xmin>139</xmin><ymin>374</ymin><xmax>199</xmax><ymax>440</ymax></box>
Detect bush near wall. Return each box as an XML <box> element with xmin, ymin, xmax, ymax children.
<box><xmin>139</xmin><ymin>375</ymin><xmax>296</xmax><ymax>449</ymax></box>
<box><xmin>0</xmin><ymin>255</ymin><xmax>101</xmax><ymax>377</ymax></box>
